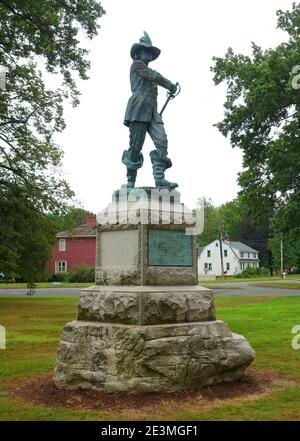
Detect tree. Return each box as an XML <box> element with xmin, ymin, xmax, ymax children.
<box><xmin>269</xmin><ymin>234</ymin><xmax>300</xmax><ymax>271</ymax></box>
<box><xmin>0</xmin><ymin>187</ymin><xmax>57</xmax><ymax>281</ymax></box>
<box><xmin>48</xmin><ymin>206</ymin><xmax>91</xmax><ymax>231</ymax></box>
<box><xmin>0</xmin><ymin>1</ymin><xmax>105</xmax><ymax>279</ymax></box>
<box><xmin>218</xmin><ymin>199</ymin><xmax>243</xmax><ymax>240</ymax></box>
<box><xmin>211</xmin><ymin>2</ymin><xmax>300</xmax><ymax>238</ymax></box>
<box><xmin>197</xmin><ymin>196</ymin><xmax>274</xmax><ymax>271</ymax></box>
<box><xmin>198</xmin><ymin>197</ymin><xmax>254</xmax><ymax>246</ymax></box>
<box><xmin>197</xmin><ymin>198</ymin><xmax>220</xmax><ymax>247</ymax></box>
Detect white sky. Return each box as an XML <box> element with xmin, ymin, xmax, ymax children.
<box><xmin>55</xmin><ymin>0</ymin><xmax>292</xmax><ymax>213</ymax></box>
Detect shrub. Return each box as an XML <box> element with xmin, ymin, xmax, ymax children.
<box><xmin>235</xmin><ymin>267</ymin><xmax>270</xmax><ymax>278</ymax></box>
<box><xmin>48</xmin><ymin>272</ymin><xmax>69</xmax><ymax>282</ymax></box>
<box><xmin>68</xmin><ymin>264</ymin><xmax>95</xmax><ymax>283</ymax></box>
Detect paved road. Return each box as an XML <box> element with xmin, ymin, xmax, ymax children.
<box><xmin>205</xmin><ymin>280</ymin><xmax>300</xmax><ymax>296</ymax></box>
<box><xmin>0</xmin><ymin>283</ymin><xmax>299</xmax><ymax>297</ymax></box>
<box><xmin>211</xmin><ymin>284</ymin><xmax>300</xmax><ymax>297</ymax></box>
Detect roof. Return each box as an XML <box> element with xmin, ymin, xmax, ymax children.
<box><xmin>198</xmin><ymin>240</ymin><xmax>259</xmax><ymax>256</ymax></box>
<box><xmin>56</xmin><ymin>224</ymin><xmax>96</xmax><ymax>238</ymax></box>
<box><xmin>197</xmin><ymin>247</ymin><xmax>205</xmax><ymax>257</ymax></box>
<box><xmin>229</xmin><ymin>241</ymin><xmax>259</xmax><ymax>253</ymax></box>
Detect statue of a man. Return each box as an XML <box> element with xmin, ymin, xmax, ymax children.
<box><xmin>122</xmin><ymin>32</ymin><xmax>179</xmax><ymax>190</ymax></box>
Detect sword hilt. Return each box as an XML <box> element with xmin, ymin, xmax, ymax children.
<box><xmin>169</xmin><ymin>82</ymin><xmax>181</xmax><ymax>99</ymax></box>
<box><xmin>159</xmin><ymin>82</ymin><xmax>181</xmax><ymax>116</ymax></box>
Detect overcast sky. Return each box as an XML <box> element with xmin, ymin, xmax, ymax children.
<box><xmin>55</xmin><ymin>0</ymin><xmax>293</xmax><ymax>213</ymax></box>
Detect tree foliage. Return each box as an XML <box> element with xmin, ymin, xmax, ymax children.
<box><xmin>48</xmin><ymin>206</ymin><xmax>90</xmax><ymax>231</ymax></box>
<box><xmin>211</xmin><ymin>2</ymin><xmax>300</xmax><ymax>238</ymax></box>
<box><xmin>0</xmin><ymin>0</ymin><xmax>105</xmax><ymax>279</ymax></box>
<box><xmin>197</xmin><ymin>198</ymin><xmax>221</xmax><ymax>247</ymax></box>
<box><xmin>197</xmin><ymin>196</ymin><xmax>273</xmax><ymax>270</ymax></box>
<box><xmin>0</xmin><ymin>187</ymin><xmax>57</xmax><ymax>281</ymax></box>
<box><xmin>198</xmin><ymin>197</ymin><xmax>256</xmax><ymax>246</ymax></box>
<box><xmin>269</xmin><ymin>234</ymin><xmax>300</xmax><ymax>271</ymax></box>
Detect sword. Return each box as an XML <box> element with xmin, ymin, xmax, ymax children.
<box><xmin>159</xmin><ymin>82</ymin><xmax>181</xmax><ymax>116</ymax></box>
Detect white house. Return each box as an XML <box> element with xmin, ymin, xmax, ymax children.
<box><xmin>198</xmin><ymin>239</ymin><xmax>260</xmax><ymax>277</ymax></box>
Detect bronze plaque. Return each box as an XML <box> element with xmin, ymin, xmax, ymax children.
<box><xmin>148</xmin><ymin>230</ymin><xmax>193</xmax><ymax>267</ymax></box>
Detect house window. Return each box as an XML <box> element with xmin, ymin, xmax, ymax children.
<box><xmin>59</xmin><ymin>239</ymin><xmax>66</xmax><ymax>252</ymax></box>
<box><xmin>224</xmin><ymin>249</ymin><xmax>228</xmax><ymax>257</ymax></box>
<box><xmin>207</xmin><ymin>250</ymin><xmax>211</xmax><ymax>257</ymax></box>
<box><xmin>248</xmin><ymin>253</ymin><xmax>250</xmax><ymax>258</ymax></box>
<box><xmin>204</xmin><ymin>263</ymin><xmax>208</xmax><ymax>269</ymax></box>
<box><xmin>55</xmin><ymin>261</ymin><xmax>67</xmax><ymax>273</ymax></box>
<box><xmin>216</xmin><ymin>242</ymin><xmax>219</xmax><ymax>247</ymax></box>
<box><xmin>240</xmin><ymin>252</ymin><xmax>244</xmax><ymax>257</ymax></box>
<box><xmin>209</xmin><ymin>263</ymin><xmax>212</xmax><ymax>271</ymax></box>
<box><xmin>226</xmin><ymin>262</ymin><xmax>230</xmax><ymax>271</ymax></box>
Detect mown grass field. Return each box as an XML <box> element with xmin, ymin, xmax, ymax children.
<box><xmin>0</xmin><ymin>295</ymin><xmax>300</xmax><ymax>420</ymax></box>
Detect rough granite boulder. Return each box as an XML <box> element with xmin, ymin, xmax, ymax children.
<box><xmin>53</xmin><ymin>319</ymin><xmax>255</xmax><ymax>393</ymax></box>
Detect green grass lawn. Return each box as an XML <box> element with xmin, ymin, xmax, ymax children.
<box><xmin>0</xmin><ymin>295</ymin><xmax>300</xmax><ymax>420</ymax></box>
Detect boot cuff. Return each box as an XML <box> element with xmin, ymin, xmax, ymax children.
<box><xmin>122</xmin><ymin>150</ymin><xmax>144</xmax><ymax>170</ymax></box>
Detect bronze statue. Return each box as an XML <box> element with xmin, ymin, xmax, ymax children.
<box><xmin>122</xmin><ymin>32</ymin><xmax>180</xmax><ymax>190</ymax></box>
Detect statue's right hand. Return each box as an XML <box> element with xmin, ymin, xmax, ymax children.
<box><xmin>170</xmin><ymin>83</ymin><xmax>178</xmax><ymax>95</ymax></box>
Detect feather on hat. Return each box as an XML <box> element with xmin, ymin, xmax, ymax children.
<box><xmin>130</xmin><ymin>31</ymin><xmax>161</xmax><ymax>61</ymax></box>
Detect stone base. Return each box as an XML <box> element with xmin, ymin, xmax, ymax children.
<box><xmin>54</xmin><ymin>319</ymin><xmax>255</xmax><ymax>393</ymax></box>
<box><xmin>95</xmin><ymin>187</ymin><xmax>198</xmax><ymax>286</ymax></box>
<box><xmin>76</xmin><ymin>285</ymin><xmax>216</xmax><ymax>325</ymax></box>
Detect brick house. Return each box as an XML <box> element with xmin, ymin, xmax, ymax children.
<box><xmin>48</xmin><ymin>214</ymin><xmax>96</xmax><ymax>274</ymax></box>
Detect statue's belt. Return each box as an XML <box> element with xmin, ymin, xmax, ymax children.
<box><xmin>131</xmin><ymin>92</ymin><xmax>157</xmax><ymax>98</ymax></box>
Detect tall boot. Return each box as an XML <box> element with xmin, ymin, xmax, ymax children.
<box><xmin>122</xmin><ymin>149</ymin><xmax>143</xmax><ymax>189</ymax></box>
<box><xmin>126</xmin><ymin>168</ymin><xmax>137</xmax><ymax>188</ymax></box>
<box><xmin>150</xmin><ymin>150</ymin><xmax>178</xmax><ymax>190</ymax></box>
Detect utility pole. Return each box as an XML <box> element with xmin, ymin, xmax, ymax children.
<box><xmin>219</xmin><ymin>215</ymin><xmax>225</xmax><ymax>278</ymax></box>
<box><xmin>219</xmin><ymin>230</ymin><xmax>225</xmax><ymax>278</ymax></box>
<box><xmin>280</xmin><ymin>233</ymin><xmax>284</xmax><ymax>278</ymax></box>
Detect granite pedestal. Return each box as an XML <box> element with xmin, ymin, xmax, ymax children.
<box><xmin>54</xmin><ymin>188</ymin><xmax>255</xmax><ymax>392</ymax></box>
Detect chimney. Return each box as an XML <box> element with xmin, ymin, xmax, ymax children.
<box><xmin>86</xmin><ymin>213</ymin><xmax>96</xmax><ymax>228</ymax></box>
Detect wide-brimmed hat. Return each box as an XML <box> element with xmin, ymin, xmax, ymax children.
<box><xmin>130</xmin><ymin>31</ymin><xmax>161</xmax><ymax>61</ymax></box>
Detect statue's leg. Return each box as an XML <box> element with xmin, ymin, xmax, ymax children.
<box><xmin>122</xmin><ymin>122</ymin><xmax>147</xmax><ymax>188</ymax></box>
<box><xmin>148</xmin><ymin>121</ymin><xmax>178</xmax><ymax>189</ymax></box>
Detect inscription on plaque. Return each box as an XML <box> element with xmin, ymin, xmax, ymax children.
<box><xmin>148</xmin><ymin>230</ymin><xmax>193</xmax><ymax>267</ymax></box>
